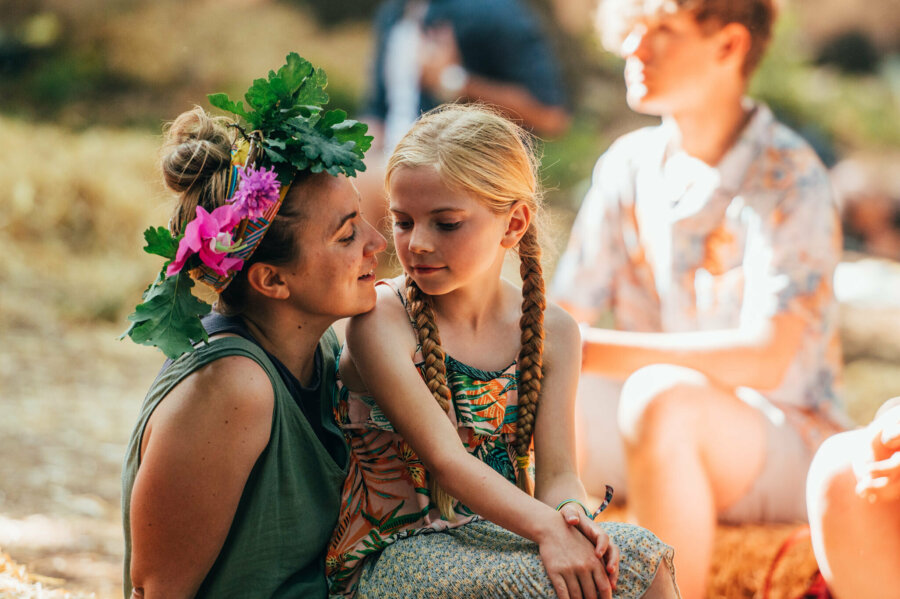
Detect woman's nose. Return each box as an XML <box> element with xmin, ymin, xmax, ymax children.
<box><xmin>362</xmin><ymin>219</ymin><xmax>388</xmax><ymax>256</ymax></box>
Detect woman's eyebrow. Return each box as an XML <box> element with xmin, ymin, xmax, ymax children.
<box><xmin>333</xmin><ymin>211</ymin><xmax>358</xmax><ymax>232</ymax></box>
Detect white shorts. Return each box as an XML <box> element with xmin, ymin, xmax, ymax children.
<box><xmin>575</xmin><ymin>374</ymin><xmax>824</xmax><ymax>523</ymax></box>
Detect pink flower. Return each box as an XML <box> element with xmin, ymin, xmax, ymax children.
<box><xmin>167</xmin><ymin>205</ymin><xmax>245</xmax><ymax>277</ymax></box>
<box><xmin>228</xmin><ymin>166</ymin><xmax>281</xmax><ymax>219</ymax></box>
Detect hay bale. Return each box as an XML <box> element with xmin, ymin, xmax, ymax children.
<box><xmin>594</xmin><ymin>507</ymin><xmax>818</xmax><ymax>599</ymax></box>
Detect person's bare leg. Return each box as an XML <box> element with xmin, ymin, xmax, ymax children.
<box><xmin>619</xmin><ymin>365</ymin><xmax>766</xmax><ymax>599</ymax></box>
<box><xmin>641</xmin><ymin>561</ymin><xmax>681</xmax><ymax>599</ymax></box>
<box><xmin>807</xmin><ymin>430</ymin><xmax>900</xmax><ymax>599</ymax></box>
<box><xmin>575</xmin><ymin>374</ymin><xmax>628</xmax><ymax>500</ymax></box>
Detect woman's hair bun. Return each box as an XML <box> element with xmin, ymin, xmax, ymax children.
<box><xmin>161</xmin><ymin>106</ymin><xmax>234</xmax><ymax>194</ymax></box>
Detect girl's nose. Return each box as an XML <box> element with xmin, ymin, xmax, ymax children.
<box><xmin>407</xmin><ymin>226</ymin><xmax>432</xmax><ymax>254</ymax></box>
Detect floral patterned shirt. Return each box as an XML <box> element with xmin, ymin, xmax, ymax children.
<box><xmin>551</xmin><ymin>103</ymin><xmax>844</xmax><ymax>415</ymax></box>
<box><xmin>326</xmin><ymin>279</ymin><xmax>532</xmax><ymax>597</ymax></box>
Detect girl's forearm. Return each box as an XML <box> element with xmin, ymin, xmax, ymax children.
<box><xmin>535</xmin><ymin>471</ymin><xmax>589</xmax><ymax>512</ymax></box>
<box><xmin>430</xmin><ymin>448</ymin><xmax>561</xmax><ymax>543</ymax></box>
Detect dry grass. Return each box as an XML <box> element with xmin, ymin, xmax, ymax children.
<box><xmin>0</xmin><ymin>551</ymin><xmax>94</xmax><ymax>599</ymax></box>
<box><xmin>0</xmin><ymin>114</ymin><xmax>165</xmax><ymax>331</ymax></box>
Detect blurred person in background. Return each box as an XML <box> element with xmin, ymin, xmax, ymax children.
<box><xmin>355</xmin><ymin>0</ymin><xmax>571</xmax><ymax>232</ymax></box>
<box><xmin>806</xmin><ymin>395</ymin><xmax>900</xmax><ymax>599</ymax></box>
<box><xmin>550</xmin><ymin>1</ymin><xmax>848</xmax><ymax>597</ymax></box>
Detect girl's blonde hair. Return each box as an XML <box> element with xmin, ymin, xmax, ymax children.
<box><xmin>385</xmin><ymin>104</ymin><xmax>547</xmax><ymax>517</ymax></box>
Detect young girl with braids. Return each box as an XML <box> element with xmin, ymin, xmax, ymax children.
<box><xmin>327</xmin><ymin>105</ymin><xmax>680</xmax><ymax>599</ymax></box>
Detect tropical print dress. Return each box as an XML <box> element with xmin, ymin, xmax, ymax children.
<box><xmin>325</xmin><ymin>279</ymin><xmax>534</xmax><ymax>596</ymax></box>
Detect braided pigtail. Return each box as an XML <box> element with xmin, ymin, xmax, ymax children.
<box><xmin>404</xmin><ymin>275</ymin><xmax>457</xmax><ymax>519</ymax></box>
<box><xmin>514</xmin><ymin>224</ymin><xmax>546</xmax><ymax>495</ymax></box>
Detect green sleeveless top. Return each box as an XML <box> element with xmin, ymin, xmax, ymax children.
<box><xmin>121</xmin><ymin>330</ymin><xmax>347</xmax><ymax>599</ymax></box>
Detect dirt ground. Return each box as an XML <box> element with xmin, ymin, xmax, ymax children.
<box><xmin>1</xmin><ymin>322</ymin><xmax>162</xmax><ymax>598</ymax></box>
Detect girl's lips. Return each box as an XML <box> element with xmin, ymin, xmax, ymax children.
<box><xmin>412</xmin><ymin>265</ymin><xmax>443</xmax><ymax>275</ymax></box>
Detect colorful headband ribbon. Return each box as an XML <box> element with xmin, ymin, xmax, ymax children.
<box><xmin>190</xmin><ymin>139</ymin><xmax>293</xmax><ymax>293</ymax></box>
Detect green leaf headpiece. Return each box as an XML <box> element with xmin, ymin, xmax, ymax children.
<box><xmin>122</xmin><ymin>53</ymin><xmax>372</xmax><ymax>359</ymax></box>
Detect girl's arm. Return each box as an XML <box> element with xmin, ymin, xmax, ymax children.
<box><xmin>533</xmin><ymin>303</ymin><xmax>590</xmax><ymax>507</ymax></box>
<box><xmin>129</xmin><ymin>356</ymin><xmax>274</xmax><ymax>598</ymax></box>
<box><xmin>345</xmin><ymin>286</ymin><xmax>612</xmax><ymax>599</ymax></box>
<box><xmin>535</xmin><ymin>303</ymin><xmax>620</xmax><ymax>587</ymax></box>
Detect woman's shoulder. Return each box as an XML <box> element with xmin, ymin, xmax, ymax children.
<box><xmin>160</xmin><ymin>349</ymin><xmax>276</xmax><ymax>430</ymax></box>
<box><xmin>141</xmin><ymin>350</ymin><xmax>275</xmax><ymax>472</ymax></box>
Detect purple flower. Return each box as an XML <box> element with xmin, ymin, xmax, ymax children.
<box><xmin>167</xmin><ymin>205</ymin><xmax>245</xmax><ymax>277</ymax></box>
<box><xmin>228</xmin><ymin>166</ymin><xmax>281</xmax><ymax>219</ymax></box>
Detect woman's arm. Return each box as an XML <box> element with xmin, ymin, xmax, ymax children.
<box><xmin>345</xmin><ymin>286</ymin><xmax>611</xmax><ymax>599</ymax></box>
<box><xmin>129</xmin><ymin>356</ymin><xmax>274</xmax><ymax>598</ymax></box>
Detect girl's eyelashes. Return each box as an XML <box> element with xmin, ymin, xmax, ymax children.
<box><xmin>390</xmin><ymin>215</ymin><xmax>461</xmax><ymax>232</ymax></box>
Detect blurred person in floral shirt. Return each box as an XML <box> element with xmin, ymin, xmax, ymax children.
<box><xmin>550</xmin><ymin>1</ymin><xmax>848</xmax><ymax>597</ymax></box>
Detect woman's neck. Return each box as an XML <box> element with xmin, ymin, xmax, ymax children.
<box><xmin>241</xmin><ymin>309</ymin><xmax>331</xmax><ymax>386</ymax></box>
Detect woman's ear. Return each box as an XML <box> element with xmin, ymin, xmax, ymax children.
<box><xmin>501</xmin><ymin>202</ymin><xmax>532</xmax><ymax>249</ymax></box>
<box><xmin>246</xmin><ymin>263</ymin><xmax>290</xmax><ymax>300</ymax></box>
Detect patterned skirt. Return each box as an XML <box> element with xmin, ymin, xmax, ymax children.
<box><xmin>355</xmin><ymin>519</ymin><xmax>678</xmax><ymax>598</ymax></box>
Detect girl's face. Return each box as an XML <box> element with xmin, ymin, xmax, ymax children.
<box><xmin>389</xmin><ymin>165</ymin><xmax>514</xmax><ymax>297</ymax></box>
<box><xmin>281</xmin><ymin>175</ymin><xmax>387</xmax><ymax>318</ymax></box>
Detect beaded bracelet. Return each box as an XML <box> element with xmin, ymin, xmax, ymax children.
<box><xmin>555</xmin><ymin>485</ymin><xmax>616</xmax><ymax>521</ymax></box>
<box><xmin>555</xmin><ymin>498</ymin><xmax>592</xmax><ymax>517</ymax></box>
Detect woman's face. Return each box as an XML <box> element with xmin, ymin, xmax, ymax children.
<box><xmin>282</xmin><ymin>174</ymin><xmax>387</xmax><ymax>319</ymax></box>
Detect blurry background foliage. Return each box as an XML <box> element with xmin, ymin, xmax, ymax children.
<box><xmin>0</xmin><ymin>0</ymin><xmax>898</xmax><ymax>330</ymax></box>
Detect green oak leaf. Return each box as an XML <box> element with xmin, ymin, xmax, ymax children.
<box><xmin>207</xmin><ymin>93</ymin><xmax>248</xmax><ymax>120</ymax></box>
<box><xmin>330</xmin><ymin>119</ymin><xmax>373</xmax><ymax>155</ymax></box>
<box><xmin>206</xmin><ymin>53</ymin><xmax>370</xmax><ymax>179</ymax></box>
<box><xmin>123</xmin><ymin>272</ymin><xmax>211</xmax><ymax>359</ymax></box>
<box><xmin>277</xmin><ymin>53</ymin><xmax>314</xmax><ymax>93</ymax></box>
<box><xmin>141</xmin><ymin>226</ymin><xmax>179</xmax><ymax>260</ymax></box>
<box><xmin>294</xmin><ymin>67</ymin><xmax>329</xmax><ymax>106</ymax></box>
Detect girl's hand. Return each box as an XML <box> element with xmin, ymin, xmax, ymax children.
<box><xmin>537</xmin><ymin>511</ymin><xmax>613</xmax><ymax>599</ymax></box>
<box><xmin>559</xmin><ymin>505</ymin><xmax>619</xmax><ymax>591</ymax></box>
<box><xmin>854</xmin><ymin>403</ymin><xmax>900</xmax><ymax>503</ymax></box>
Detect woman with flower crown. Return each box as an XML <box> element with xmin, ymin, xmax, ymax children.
<box><xmin>120</xmin><ymin>54</ymin><xmax>386</xmax><ymax>599</ymax></box>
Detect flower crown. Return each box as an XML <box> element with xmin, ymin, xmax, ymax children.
<box><xmin>122</xmin><ymin>53</ymin><xmax>372</xmax><ymax>359</ymax></box>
